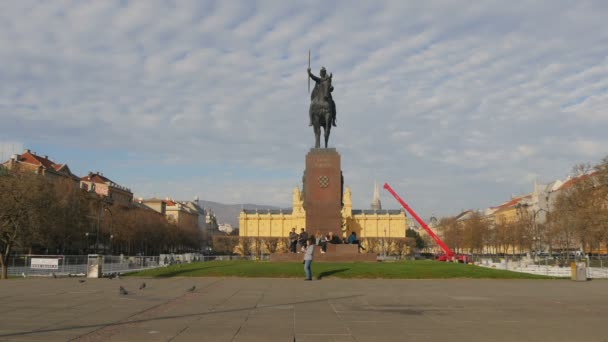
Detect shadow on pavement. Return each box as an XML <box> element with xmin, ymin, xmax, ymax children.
<box><xmin>317</xmin><ymin>268</ymin><xmax>349</xmax><ymax>280</ymax></box>
<box><xmin>150</xmin><ymin>264</ymin><xmax>237</xmax><ymax>278</ymax></box>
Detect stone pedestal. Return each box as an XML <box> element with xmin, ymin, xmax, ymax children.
<box><xmin>269</xmin><ymin>244</ymin><xmax>377</xmax><ymax>262</ymax></box>
<box><xmin>303</xmin><ymin>148</ymin><xmax>343</xmax><ymax>237</ymax></box>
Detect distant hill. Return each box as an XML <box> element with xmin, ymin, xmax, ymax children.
<box><xmin>198</xmin><ymin>200</ymin><xmax>281</xmax><ymax>228</ymax></box>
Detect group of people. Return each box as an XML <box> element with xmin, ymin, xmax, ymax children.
<box><xmin>289</xmin><ymin>228</ymin><xmax>361</xmax><ymax>254</ymax></box>
<box><xmin>289</xmin><ymin>228</ymin><xmax>365</xmax><ymax>281</ymax></box>
<box><xmin>288</xmin><ymin>228</ymin><xmax>309</xmax><ymax>253</ymax></box>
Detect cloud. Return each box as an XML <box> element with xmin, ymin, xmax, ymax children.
<box><xmin>1</xmin><ymin>1</ymin><xmax>607</xmax><ymax>219</ymax></box>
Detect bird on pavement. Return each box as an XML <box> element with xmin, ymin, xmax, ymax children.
<box><xmin>119</xmin><ymin>286</ymin><xmax>129</xmax><ymax>295</ymax></box>
<box><xmin>78</xmin><ymin>279</ymin><xmax>86</xmax><ymax>283</ymax></box>
<box><xmin>187</xmin><ymin>285</ymin><xmax>196</xmax><ymax>292</ymax></box>
<box><xmin>139</xmin><ymin>282</ymin><xmax>146</xmax><ymax>290</ymax></box>
<box><xmin>21</xmin><ymin>272</ymin><xmax>26</xmax><ymax>278</ymax></box>
<box><xmin>52</xmin><ymin>272</ymin><xmax>57</xmax><ymax>279</ymax></box>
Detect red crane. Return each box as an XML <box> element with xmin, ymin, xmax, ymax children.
<box><xmin>383</xmin><ymin>183</ymin><xmax>466</xmax><ymax>262</ymax></box>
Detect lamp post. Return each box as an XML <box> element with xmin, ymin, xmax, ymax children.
<box><xmin>383</xmin><ymin>228</ymin><xmax>387</xmax><ymax>258</ymax></box>
<box><xmin>95</xmin><ymin>207</ymin><xmax>101</xmax><ymax>254</ymax></box>
<box><xmin>104</xmin><ymin>207</ymin><xmax>113</xmax><ymax>255</ymax></box>
<box><xmin>85</xmin><ymin>232</ymin><xmax>90</xmax><ymax>254</ymax></box>
<box><xmin>532</xmin><ymin>208</ymin><xmax>549</xmax><ymax>261</ymax></box>
<box><xmin>110</xmin><ymin>234</ymin><xmax>114</xmax><ymax>256</ymax></box>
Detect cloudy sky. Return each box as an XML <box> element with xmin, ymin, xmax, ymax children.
<box><xmin>1</xmin><ymin>0</ymin><xmax>607</xmax><ymax>220</ymax></box>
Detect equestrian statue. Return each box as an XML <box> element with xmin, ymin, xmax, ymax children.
<box><xmin>307</xmin><ymin>63</ymin><xmax>337</xmax><ymax>148</ymax></box>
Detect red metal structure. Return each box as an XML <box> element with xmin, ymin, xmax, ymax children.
<box><xmin>383</xmin><ymin>183</ymin><xmax>464</xmax><ymax>262</ymax></box>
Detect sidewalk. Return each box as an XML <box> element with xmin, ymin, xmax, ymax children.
<box><xmin>0</xmin><ymin>277</ymin><xmax>607</xmax><ymax>341</ymax></box>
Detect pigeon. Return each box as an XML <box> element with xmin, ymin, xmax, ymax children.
<box><xmin>21</xmin><ymin>272</ymin><xmax>26</xmax><ymax>278</ymax></box>
<box><xmin>119</xmin><ymin>286</ymin><xmax>129</xmax><ymax>295</ymax></box>
<box><xmin>52</xmin><ymin>272</ymin><xmax>57</xmax><ymax>279</ymax></box>
<box><xmin>187</xmin><ymin>285</ymin><xmax>196</xmax><ymax>292</ymax></box>
<box><xmin>78</xmin><ymin>279</ymin><xmax>86</xmax><ymax>283</ymax></box>
<box><xmin>139</xmin><ymin>282</ymin><xmax>146</xmax><ymax>290</ymax></box>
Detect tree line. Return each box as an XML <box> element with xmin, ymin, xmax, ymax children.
<box><xmin>438</xmin><ymin>158</ymin><xmax>608</xmax><ymax>257</ymax></box>
<box><xmin>0</xmin><ymin>166</ymin><xmax>202</xmax><ymax>279</ymax></box>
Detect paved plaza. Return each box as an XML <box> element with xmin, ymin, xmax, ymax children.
<box><xmin>0</xmin><ymin>276</ymin><xmax>607</xmax><ymax>341</ymax></box>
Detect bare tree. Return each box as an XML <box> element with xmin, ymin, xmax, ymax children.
<box><xmin>0</xmin><ymin>168</ymin><xmax>55</xmax><ymax>279</ymax></box>
<box><xmin>462</xmin><ymin>212</ymin><xmax>488</xmax><ymax>254</ymax></box>
<box><xmin>548</xmin><ymin>161</ymin><xmax>608</xmax><ymax>258</ymax></box>
<box><xmin>39</xmin><ymin>178</ymin><xmax>90</xmax><ymax>254</ymax></box>
<box><xmin>440</xmin><ymin>216</ymin><xmax>461</xmax><ymax>253</ymax></box>
<box><xmin>512</xmin><ymin>206</ymin><xmax>534</xmax><ymax>255</ymax></box>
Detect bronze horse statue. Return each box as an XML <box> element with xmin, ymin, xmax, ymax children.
<box><xmin>308</xmin><ymin>67</ymin><xmax>336</xmax><ymax>148</ymax></box>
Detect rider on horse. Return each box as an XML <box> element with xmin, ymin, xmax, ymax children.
<box><xmin>308</xmin><ymin>67</ymin><xmax>336</xmax><ymax>127</ymax></box>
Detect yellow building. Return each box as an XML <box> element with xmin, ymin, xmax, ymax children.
<box><xmin>239</xmin><ymin>187</ymin><xmax>306</xmax><ymax>238</ymax></box>
<box><xmin>488</xmin><ymin>194</ymin><xmax>532</xmax><ymax>225</ymax></box>
<box><xmin>239</xmin><ymin>185</ymin><xmax>407</xmax><ymax>238</ymax></box>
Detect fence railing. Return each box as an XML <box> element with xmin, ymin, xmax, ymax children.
<box><xmin>5</xmin><ymin>254</ymin><xmax>187</xmax><ymax>277</ymax></box>
<box><xmin>476</xmin><ymin>256</ymin><xmax>608</xmax><ymax>279</ymax></box>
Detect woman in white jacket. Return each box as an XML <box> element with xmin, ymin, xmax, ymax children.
<box><xmin>303</xmin><ymin>237</ymin><xmax>315</xmax><ymax>281</ymax></box>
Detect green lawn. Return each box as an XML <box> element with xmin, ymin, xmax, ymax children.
<box><xmin>127</xmin><ymin>260</ymin><xmax>556</xmax><ymax>279</ymax></box>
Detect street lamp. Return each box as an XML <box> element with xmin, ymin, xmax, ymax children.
<box><xmin>104</xmin><ymin>207</ymin><xmax>113</xmax><ymax>255</ymax></box>
<box><xmin>383</xmin><ymin>229</ymin><xmax>387</xmax><ymax>258</ymax></box>
<box><xmin>110</xmin><ymin>234</ymin><xmax>114</xmax><ymax>256</ymax></box>
<box><xmin>532</xmin><ymin>208</ymin><xmax>549</xmax><ymax>261</ymax></box>
<box><xmin>95</xmin><ymin>208</ymin><xmax>100</xmax><ymax>254</ymax></box>
<box><xmin>85</xmin><ymin>232</ymin><xmax>90</xmax><ymax>254</ymax></box>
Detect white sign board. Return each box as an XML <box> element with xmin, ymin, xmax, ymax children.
<box><xmin>30</xmin><ymin>258</ymin><xmax>59</xmax><ymax>270</ymax></box>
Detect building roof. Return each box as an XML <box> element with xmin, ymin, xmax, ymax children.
<box><xmin>131</xmin><ymin>201</ymin><xmax>163</xmax><ymax>213</ymax></box>
<box><xmin>241</xmin><ymin>208</ymin><xmax>403</xmax><ymax>215</ymax></box>
<box><xmin>558</xmin><ymin>172</ymin><xmax>598</xmax><ymax>191</ymax></box>
<box><xmin>352</xmin><ymin>209</ymin><xmax>402</xmax><ymax>215</ymax></box>
<box><xmin>455</xmin><ymin>210</ymin><xmax>475</xmax><ymax>221</ymax></box>
<box><xmin>491</xmin><ymin>194</ymin><xmax>532</xmax><ymax>211</ymax></box>
<box><xmin>3</xmin><ymin>149</ymin><xmax>78</xmax><ymax>179</ymax></box>
<box><xmin>81</xmin><ymin>172</ymin><xmax>111</xmax><ymax>184</ymax></box>
<box><xmin>242</xmin><ymin>209</ymin><xmax>293</xmax><ymax>215</ymax></box>
<box><xmin>139</xmin><ymin>197</ymin><xmax>165</xmax><ymax>203</ymax></box>
<box><xmin>81</xmin><ymin>172</ymin><xmax>131</xmax><ymax>192</ymax></box>
<box><xmin>18</xmin><ymin>151</ymin><xmax>55</xmax><ymax>169</ymax></box>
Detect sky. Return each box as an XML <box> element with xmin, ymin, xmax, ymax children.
<box><xmin>1</xmin><ymin>0</ymin><xmax>607</xmax><ymax>221</ymax></box>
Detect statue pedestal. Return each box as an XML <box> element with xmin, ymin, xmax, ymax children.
<box><xmin>304</xmin><ymin>148</ymin><xmax>342</xmax><ymax>237</ymax></box>
<box><xmin>269</xmin><ymin>244</ymin><xmax>377</xmax><ymax>262</ymax></box>
<box><xmin>269</xmin><ymin>148</ymin><xmax>377</xmax><ymax>263</ymax></box>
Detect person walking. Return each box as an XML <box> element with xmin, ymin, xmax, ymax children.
<box><xmin>303</xmin><ymin>237</ymin><xmax>315</xmax><ymax>281</ymax></box>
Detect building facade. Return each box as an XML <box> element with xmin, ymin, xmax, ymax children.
<box><xmin>239</xmin><ymin>186</ymin><xmax>407</xmax><ymax>238</ymax></box>
<box><xmin>2</xmin><ymin>149</ymin><xmax>80</xmax><ymax>186</ymax></box>
<box><xmin>184</xmin><ymin>197</ymin><xmax>220</xmax><ymax>235</ymax></box>
<box><xmin>80</xmin><ymin>172</ymin><xmax>133</xmax><ymax>206</ymax></box>
<box><xmin>163</xmin><ymin>199</ymin><xmax>198</xmax><ymax>230</ymax></box>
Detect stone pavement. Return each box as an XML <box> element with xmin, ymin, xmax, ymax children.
<box><xmin>0</xmin><ymin>277</ymin><xmax>607</xmax><ymax>341</ymax></box>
